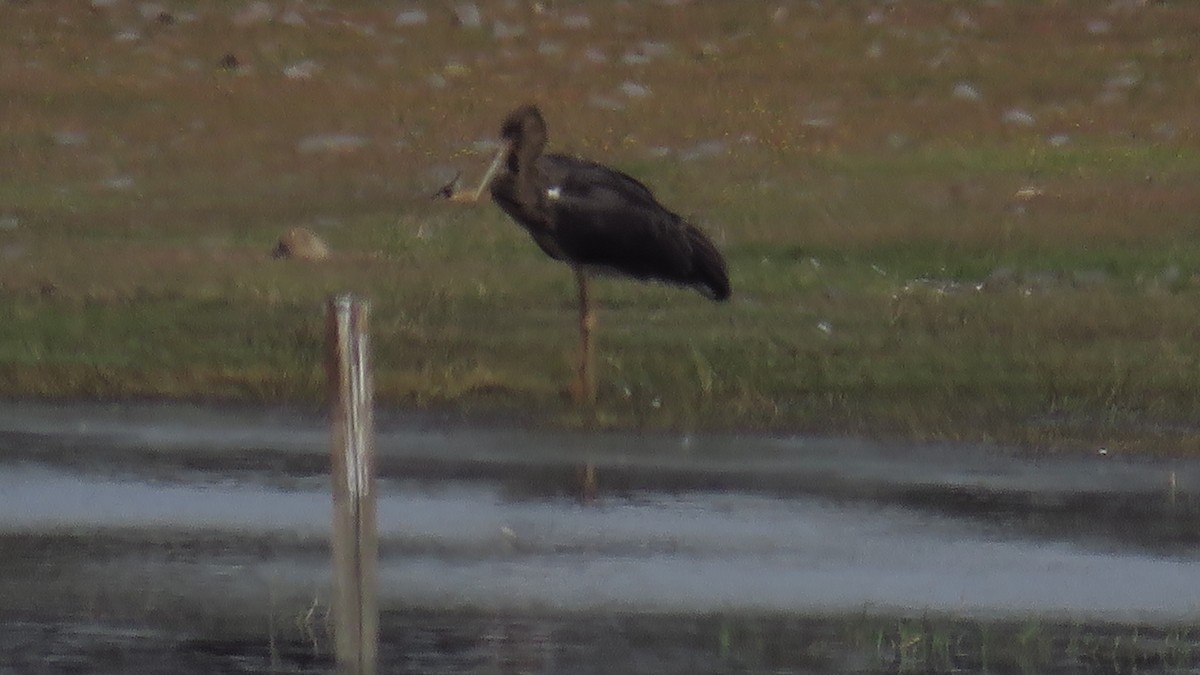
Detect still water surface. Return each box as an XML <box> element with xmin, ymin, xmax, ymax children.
<box><xmin>1</xmin><ymin>402</ymin><xmax>1198</xmax><ymax>673</ymax></box>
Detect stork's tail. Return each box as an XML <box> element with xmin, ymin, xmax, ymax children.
<box><xmin>685</xmin><ymin>222</ymin><xmax>731</xmax><ymax>301</ymax></box>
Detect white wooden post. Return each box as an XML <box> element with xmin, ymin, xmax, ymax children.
<box><xmin>326</xmin><ymin>294</ymin><xmax>378</xmax><ymax>675</ymax></box>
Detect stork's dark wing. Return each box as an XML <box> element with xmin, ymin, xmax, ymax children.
<box><xmin>537</xmin><ymin>154</ymin><xmax>731</xmax><ymax>301</ymax></box>
<box><xmin>542</xmin><ymin>153</ymin><xmax>660</xmax><ymax>209</ymax></box>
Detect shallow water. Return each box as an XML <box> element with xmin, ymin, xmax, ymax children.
<box><xmin>2</xmin><ymin>465</ymin><xmax>1198</xmax><ymax>622</ymax></box>
<box><xmin>1</xmin><ymin>402</ymin><xmax>1199</xmax><ymax>673</ymax></box>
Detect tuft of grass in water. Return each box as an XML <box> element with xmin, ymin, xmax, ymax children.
<box><xmin>3</xmin><ymin>1</ymin><xmax>1200</xmax><ymax>452</ymax></box>
<box><xmin>708</xmin><ymin>613</ymin><xmax>1200</xmax><ymax>673</ymax></box>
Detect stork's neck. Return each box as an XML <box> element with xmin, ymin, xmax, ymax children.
<box><xmin>510</xmin><ymin>141</ymin><xmax>545</xmax><ymax>213</ymax></box>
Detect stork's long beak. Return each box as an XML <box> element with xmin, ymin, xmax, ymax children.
<box><xmin>474</xmin><ymin>141</ymin><xmax>510</xmax><ymax>193</ymax></box>
<box><xmin>447</xmin><ymin>140</ymin><xmax>510</xmax><ymax>203</ymax></box>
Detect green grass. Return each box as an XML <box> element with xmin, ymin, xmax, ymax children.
<box><xmin>4</xmin><ymin>1</ymin><xmax>1200</xmax><ymax>453</ymax></box>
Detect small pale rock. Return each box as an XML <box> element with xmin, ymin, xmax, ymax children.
<box><xmin>232</xmin><ymin>1</ymin><xmax>273</xmax><ymax>26</ymax></box>
<box><xmin>1105</xmin><ymin>70</ymin><xmax>1141</xmax><ymax>90</ymax></box>
<box><xmin>698</xmin><ymin>42</ymin><xmax>720</xmax><ymax>59</ymax></box>
<box><xmin>1024</xmin><ymin>271</ymin><xmax>1060</xmax><ymax>293</ymax></box>
<box><xmin>492</xmin><ymin>20</ymin><xmax>525</xmax><ymax>39</ymax></box>
<box><xmin>297</xmin><ymin>133</ymin><xmax>367</xmax><ymax>153</ymax></box>
<box><xmin>588</xmin><ymin>95</ymin><xmax>624</xmax><ymax>111</ymax></box>
<box><xmin>52</xmin><ymin>131</ymin><xmax>88</xmax><ymax>147</ymax></box>
<box><xmin>280</xmin><ymin>9</ymin><xmax>306</xmax><ymax>26</ymax></box>
<box><xmin>273</xmin><ymin>227</ymin><xmax>330</xmax><ymax>261</ymax></box>
<box><xmin>138</xmin><ymin>3</ymin><xmax>165</xmax><ymax>20</ymax></box>
<box><xmin>952</xmin><ymin>9</ymin><xmax>977</xmax><ymax>30</ymax></box>
<box><xmin>1072</xmin><ymin>269</ymin><xmax>1109</xmax><ymax>288</ymax></box>
<box><xmin>680</xmin><ymin>140</ymin><xmax>727</xmax><ymax>161</ymax></box>
<box><xmin>454</xmin><ymin>3</ymin><xmax>482</xmax><ymax>29</ymax></box>
<box><xmin>1</xmin><ymin>244</ymin><xmax>27</xmax><ymax>261</ymax></box>
<box><xmin>622</xmin><ymin>40</ymin><xmax>671</xmax><ymax>65</ymax></box>
<box><xmin>562</xmin><ymin>13</ymin><xmax>590</xmax><ymax>29</ymax></box>
<box><xmin>444</xmin><ymin>61</ymin><xmax>469</xmax><ymax>77</ymax></box>
<box><xmin>1152</xmin><ymin>123</ymin><xmax>1178</xmax><ymax>140</ymax></box>
<box><xmin>583</xmin><ymin>47</ymin><xmax>607</xmax><ymax>64</ymax></box>
<box><xmin>102</xmin><ymin>175</ymin><xmax>135</xmax><ymax>190</ymax></box>
<box><xmin>1158</xmin><ymin>265</ymin><xmax>1183</xmax><ymax>287</ymax></box>
<box><xmin>980</xmin><ymin>267</ymin><xmax>1017</xmax><ymax>293</ymax></box>
<box><xmin>620</xmin><ymin>81</ymin><xmax>650</xmax><ymax>98</ymax></box>
<box><xmin>1002</xmin><ymin>108</ymin><xmax>1036</xmax><ymax>126</ymax></box>
<box><xmin>283</xmin><ymin>59</ymin><xmax>320</xmax><ymax>79</ymax></box>
<box><xmin>1013</xmin><ymin>186</ymin><xmax>1043</xmax><ymax>201</ymax></box>
<box><xmin>471</xmin><ymin>138</ymin><xmax>501</xmax><ymax>153</ymax></box>
<box><xmin>952</xmin><ymin>82</ymin><xmax>981</xmax><ymax>101</ymax></box>
<box><xmin>394</xmin><ymin>8</ymin><xmax>428</xmax><ymax>27</ymax></box>
<box><xmin>643</xmin><ymin>40</ymin><xmax>672</xmax><ymax>59</ymax></box>
<box><xmin>639</xmin><ymin>41</ymin><xmax>671</xmax><ymax>57</ymax></box>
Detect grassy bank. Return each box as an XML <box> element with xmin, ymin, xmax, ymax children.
<box><xmin>3</xmin><ymin>1</ymin><xmax>1200</xmax><ymax>453</ymax></box>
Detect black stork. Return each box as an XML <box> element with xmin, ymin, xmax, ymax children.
<box><xmin>445</xmin><ymin>104</ymin><xmax>731</xmax><ymax>404</ymax></box>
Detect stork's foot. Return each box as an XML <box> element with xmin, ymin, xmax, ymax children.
<box><xmin>569</xmin><ymin>374</ymin><xmax>596</xmax><ymax>406</ymax></box>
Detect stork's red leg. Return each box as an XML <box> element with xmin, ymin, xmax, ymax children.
<box><xmin>572</xmin><ymin>269</ymin><xmax>597</xmax><ymax>404</ymax></box>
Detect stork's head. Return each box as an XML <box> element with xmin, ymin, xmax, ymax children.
<box><xmin>500</xmin><ymin>104</ymin><xmax>548</xmax><ymax>157</ymax></box>
<box><xmin>438</xmin><ymin>105</ymin><xmax>549</xmax><ymax>202</ymax></box>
